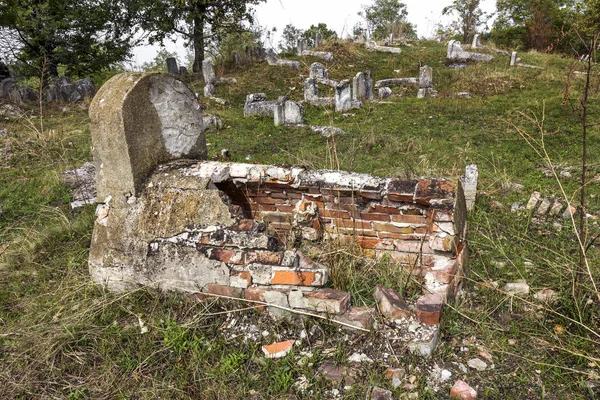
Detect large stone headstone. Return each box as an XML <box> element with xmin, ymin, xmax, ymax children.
<box><xmin>274</xmin><ymin>96</ymin><xmax>304</xmax><ymax>126</ymax></box>
<box><xmin>335</xmin><ymin>80</ymin><xmax>352</xmax><ymax>112</ymax></box>
<box><xmin>304</xmin><ymin>78</ymin><xmax>319</xmax><ymax>102</ymax></box>
<box><xmin>310</xmin><ymin>62</ymin><xmax>327</xmax><ymax>79</ymax></box>
<box><xmin>460</xmin><ymin>164</ymin><xmax>478</xmax><ymax>211</ymax></box>
<box><xmin>352</xmin><ymin>71</ymin><xmax>373</xmax><ymax>102</ymax></box>
<box><xmin>315</xmin><ymin>32</ymin><xmax>322</xmax><ymax>47</ymax></box>
<box><xmin>471</xmin><ymin>34</ymin><xmax>480</xmax><ymax>49</ymax></box>
<box><xmin>510</xmin><ymin>51</ymin><xmax>518</xmax><ymax>67</ymax></box>
<box><xmin>202</xmin><ymin>58</ymin><xmax>217</xmax><ymax>97</ymax></box>
<box><xmin>417</xmin><ymin>65</ymin><xmax>437</xmax><ymax>98</ymax></box>
<box><xmin>89</xmin><ymin>73</ymin><xmax>206</xmax><ymax>199</ymax></box>
<box><xmin>166</xmin><ymin>57</ymin><xmax>179</xmax><ymax>74</ymax></box>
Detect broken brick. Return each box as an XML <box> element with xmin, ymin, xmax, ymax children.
<box><xmin>334</xmin><ymin>306</ymin><xmax>375</xmax><ymax>330</ymax></box>
<box><xmin>205</xmin><ymin>283</ymin><xmax>244</xmax><ymax>298</ymax></box>
<box><xmin>450</xmin><ymin>380</ymin><xmax>477</xmax><ymax>399</ymax></box>
<box><xmin>416</xmin><ymin>293</ymin><xmax>445</xmax><ymax>325</ymax></box>
<box><xmin>262</xmin><ymin>340</ymin><xmax>295</xmax><ymax>359</ymax></box>
<box><xmin>374</xmin><ymin>285</ymin><xmax>412</xmax><ymax>319</ymax></box>
<box><xmin>289</xmin><ymin>289</ymin><xmax>350</xmax><ymax>314</ymax></box>
<box><xmin>270</xmin><ymin>269</ymin><xmax>325</xmax><ymax>286</ymax></box>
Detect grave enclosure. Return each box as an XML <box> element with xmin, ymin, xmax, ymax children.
<box><xmin>88</xmin><ymin>72</ymin><xmax>469</xmax><ymax>354</ymax></box>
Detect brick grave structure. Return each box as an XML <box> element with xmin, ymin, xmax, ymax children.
<box><xmin>88</xmin><ymin>72</ymin><xmax>468</xmax><ymax>356</ymax></box>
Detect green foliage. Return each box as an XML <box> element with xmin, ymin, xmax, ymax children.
<box><xmin>0</xmin><ymin>0</ymin><xmax>141</xmax><ymax>79</ymax></box>
<box><xmin>302</xmin><ymin>23</ymin><xmax>338</xmax><ymax>47</ymax></box>
<box><xmin>442</xmin><ymin>0</ymin><xmax>488</xmax><ymax>43</ymax></box>
<box><xmin>138</xmin><ymin>0</ymin><xmax>265</xmax><ymax>73</ymax></box>
<box><xmin>280</xmin><ymin>24</ymin><xmax>303</xmax><ymax>53</ymax></box>
<box><xmin>139</xmin><ymin>49</ymin><xmax>180</xmax><ymax>72</ymax></box>
<box><xmin>491</xmin><ymin>0</ymin><xmax>576</xmax><ymax>51</ymax></box>
<box><xmin>359</xmin><ymin>0</ymin><xmax>416</xmax><ymax>40</ymax></box>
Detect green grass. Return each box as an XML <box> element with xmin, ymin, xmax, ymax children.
<box><xmin>1</xmin><ymin>39</ymin><xmax>599</xmax><ymax>398</ymax></box>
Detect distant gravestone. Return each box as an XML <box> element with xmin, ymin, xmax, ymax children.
<box><xmin>315</xmin><ymin>33</ymin><xmax>322</xmax><ymax>47</ymax></box>
<box><xmin>352</xmin><ymin>71</ymin><xmax>373</xmax><ymax>102</ymax></box>
<box><xmin>461</xmin><ymin>164</ymin><xmax>478</xmax><ymax>211</ymax></box>
<box><xmin>166</xmin><ymin>57</ymin><xmax>179</xmax><ymax>74</ymax></box>
<box><xmin>334</xmin><ymin>80</ymin><xmax>352</xmax><ymax>112</ymax></box>
<box><xmin>310</xmin><ymin>62</ymin><xmax>327</xmax><ymax>79</ymax></box>
<box><xmin>378</xmin><ymin>87</ymin><xmax>392</xmax><ymax>99</ymax></box>
<box><xmin>274</xmin><ymin>96</ymin><xmax>304</xmax><ymax>126</ymax></box>
<box><xmin>179</xmin><ymin>66</ymin><xmax>188</xmax><ymax>75</ymax></box>
<box><xmin>304</xmin><ymin>78</ymin><xmax>319</xmax><ymax>102</ymax></box>
<box><xmin>202</xmin><ymin>58</ymin><xmax>217</xmax><ymax>97</ymax></box>
<box><xmin>417</xmin><ymin>65</ymin><xmax>437</xmax><ymax>98</ymax></box>
<box><xmin>471</xmin><ymin>34</ymin><xmax>480</xmax><ymax>48</ymax></box>
<box><xmin>510</xmin><ymin>51</ymin><xmax>517</xmax><ymax>66</ymax></box>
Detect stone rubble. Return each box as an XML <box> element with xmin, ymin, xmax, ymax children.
<box><xmin>266</xmin><ymin>49</ymin><xmax>301</xmax><ymax>69</ymax></box>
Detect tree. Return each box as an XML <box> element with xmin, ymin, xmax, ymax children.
<box><xmin>442</xmin><ymin>0</ymin><xmax>487</xmax><ymax>43</ymax></box>
<box><xmin>279</xmin><ymin>24</ymin><xmax>303</xmax><ymax>53</ymax></box>
<box><xmin>302</xmin><ymin>23</ymin><xmax>338</xmax><ymax>47</ymax></box>
<box><xmin>491</xmin><ymin>0</ymin><xmax>574</xmax><ymax>51</ymax></box>
<box><xmin>358</xmin><ymin>0</ymin><xmax>415</xmax><ymax>40</ymax></box>
<box><xmin>0</xmin><ymin>0</ymin><xmax>141</xmax><ymax>80</ymax></box>
<box><xmin>139</xmin><ymin>49</ymin><xmax>180</xmax><ymax>72</ymax></box>
<box><xmin>139</xmin><ymin>0</ymin><xmax>265</xmax><ymax>74</ymax></box>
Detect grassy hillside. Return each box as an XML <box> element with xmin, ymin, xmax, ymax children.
<box><xmin>0</xmin><ymin>40</ymin><xmax>599</xmax><ymax>399</ymax></box>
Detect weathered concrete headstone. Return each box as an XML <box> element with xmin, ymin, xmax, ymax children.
<box><xmin>510</xmin><ymin>51</ymin><xmax>517</xmax><ymax>67</ymax></box>
<box><xmin>244</xmin><ymin>93</ymin><xmax>277</xmax><ymax>117</ymax></box>
<box><xmin>304</xmin><ymin>78</ymin><xmax>319</xmax><ymax>102</ymax></box>
<box><xmin>274</xmin><ymin>96</ymin><xmax>304</xmax><ymax>126</ymax></box>
<box><xmin>310</xmin><ymin>62</ymin><xmax>327</xmax><ymax>79</ymax></box>
<box><xmin>335</xmin><ymin>80</ymin><xmax>353</xmax><ymax>112</ymax></box>
<box><xmin>179</xmin><ymin>66</ymin><xmax>188</xmax><ymax>75</ymax></box>
<box><xmin>417</xmin><ymin>65</ymin><xmax>438</xmax><ymax>98</ymax></box>
<box><xmin>315</xmin><ymin>32</ymin><xmax>322</xmax><ymax>47</ymax></box>
<box><xmin>297</xmin><ymin>39</ymin><xmax>307</xmax><ymax>55</ymax></box>
<box><xmin>447</xmin><ymin>40</ymin><xmax>493</xmax><ymax>63</ymax></box>
<box><xmin>460</xmin><ymin>164</ymin><xmax>478</xmax><ymax>211</ymax></box>
<box><xmin>88</xmin><ymin>73</ymin><xmax>208</xmax><ymax>291</ymax></box>
<box><xmin>166</xmin><ymin>57</ymin><xmax>179</xmax><ymax>74</ymax></box>
<box><xmin>202</xmin><ymin>58</ymin><xmax>217</xmax><ymax>97</ymax></box>
<box><xmin>471</xmin><ymin>34</ymin><xmax>480</xmax><ymax>48</ymax></box>
<box><xmin>352</xmin><ymin>71</ymin><xmax>373</xmax><ymax>102</ymax></box>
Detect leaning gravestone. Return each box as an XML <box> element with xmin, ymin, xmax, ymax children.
<box><xmin>352</xmin><ymin>71</ymin><xmax>373</xmax><ymax>102</ymax></box>
<box><xmin>334</xmin><ymin>80</ymin><xmax>353</xmax><ymax>112</ymax></box>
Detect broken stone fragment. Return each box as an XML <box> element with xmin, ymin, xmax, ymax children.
<box><xmin>262</xmin><ymin>340</ymin><xmax>295</xmax><ymax>359</ymax></box>
<box><xmin>467</xmin><ymin>357</ymin><xmax>487</xmax><ymax>371</ymax></box>
<box><xmin>450</xmin><ymin>379</ymin><xmax>477</xmax><ymax>399</ymax></box>
<box><xmin>334</xmin><ymin>306</ymin><xmax>375</xmax><ymax>330</ymax></box>
<box><xmin>526</xmin><ymin>191</ymin><xmax>542</xmax><ymax>210</ymax></box>
<box><xmin>310</xmin><ymin>125</ymin><xmax>346</xmax><ymax>137</ymax></box>
<box><xmin>288</xmin><ymin>288</ymin><xmax>350</xmax><ymax>314</ymax></box>
<box><xmin>374</xmin><ymin>285</ymin><xmax>412</xmax><ymax>320</ymax></box>
<box><xmin>504</xmin><ymin>279</ymin><xmax>529</xmax><ymax>295</ymax></box>
<box><xmin>370</xmin><ymin>386</ymin><xmax>394</xmax><ymax>400</ymax></box>
<box><xmin>318</xmin><ymin>362</ymin><xmax>357</xmax><ymax>384</ymax></box>
<box><xmin>378</xmin><ymin>87</ymin><xmax>392</xmax><ymax>99</ymax></box>
<box><xmin>533</xmin><ymin>288</ymin><xmax>558</xmax><ymax>304</ymax></box>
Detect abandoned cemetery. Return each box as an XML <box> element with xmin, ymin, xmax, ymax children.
<box><xmin>1</xmin><ymin>1</ymin><xmax>600</xmax><ymax>398</ymax></box>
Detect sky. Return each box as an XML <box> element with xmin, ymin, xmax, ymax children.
<box><xmin>131</xmin><ymin>0</ymin><xmax>497</xmax><ymax>66</ymax></box>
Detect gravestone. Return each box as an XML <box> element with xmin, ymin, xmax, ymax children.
<box><xmin>334</xmin><ymin>80</ymin><xmax>352</xmax><ymax>112</ymax></box>
<box><xmin>274</xmin><ymin>96</ymin><xmax>304</xmax><ymax>126</ymax></box>
<box><xmin>244</xmin><ymin>93</ymin><xmax>277</xmax><ymax>117</ymax></box>
<box><xmin>460</xmin><ymin>164</ymin><xmax>478</xmax><ymax>211</ymax></box>
<box><xmin>510</xmin><ymin>51</ymin><xmax>517</xmax><ymax>66</ymax></box>
<box><xmin>378</xmin><ymin>87</ymin><xmax>392</xmax><ymax>99</ymax></box>
<box><xmin>352</xmin><ymin>71</ymin><xmax>373</xmax><ymax>102</ymax></box>
<box><xmin>166</xmin><ymin>57</ymin><xmax>179</xmax><ymax>74</ymax></box>
<box><xmin>315</xmin><ymin>32</ymin><xmax>322</xmax><ymax>47</ymax></box>
<box><xmin>471</xmin><ymin>34</ymin><xmax>480</xmax><ymax>49</ymax></box>
<box><xmin>310</xmin><ymin>62</ymin><xmax>327</xmax><ymax>79</ymax></box>
<box><xmin>202</xmin><ymin>58</ymin><xmax>217</xmax><ymax>97</ymax></box>
<box><xmin>304</xmin><ymin>78</ymin><xmax>319</xmax><ymax>102</ymax></box>
<box><xmin>417</xmin><ymin>65</ymin><xmax>437</xmax><ymax>98</ymax></box>
<box><xmin>447</xmin><ymin>40</ymin><xmax>493</xmax><ymax>63</ymax></box>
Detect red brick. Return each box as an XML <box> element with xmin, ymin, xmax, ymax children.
<box><xmin>356</xmin><ymin>212</ymin><xmax>391</xmax><ymax>222</ymax></box>
<box><xmin>228</xmin><ymin>219</ymin><xmax>257</xmax><ymax>232</ymax></box>
<box><xmin>334</xmin><ymin>218</ymin><xmax>372</xmax><ymax>230</ymax></box>
<box><xmin>267</xmin><ymin>222</ymin><xmax>293</xmax><ymax>231</ymax></box>
<box><xmin>208</xmin><ymin>248</ymin><xmax>245</xmax><ymax>264</ymax></box>
<box><xmin>262</xmin><ymin>340</ymin><xmax>295</xmax><ymax>359</ymax></box>
<box><xmin>416</xmin><ymin>294</ymin><xmax>445</xmax><ymax>325</ymax></box>
<box><xmin>390</xmin><ymin>214</ymin><xmax>427</xmax><ymax>225</ymax></box>
<box><xmin>415</xmin><ymin>179</ymin><xmax>455</xmax><ymax>204</ymax></box>
<box><xmin>334</xmin><ymin>306</ymin><xmax>375</xmax><ymax>330</ymax></box>
<box><xmin>253</xmin><ymin>204</ymin><xmax>277</xmax><ymax>212</ymax></box>
<box><xmin>260</xmin><ymin>212</ymin><xmax>291</xmax><ymax>224</ymax></box>
<box><xmin>244</xmin><ymin>287</ymin><xmax>267</xmax><ymax>310</ymax></box>
<box><xmin>373</xmin><ymin>222</ymin><xmax>414</xmax><ymax>234</ymax></box>
<box><xmin>205</xmin><ymin>283</ymin><xmax>244</xmax><ymax>298</ymax></box>
<box><xmin>292</xmin><ymin>288</ymin><xmax>350</xmax><ymax>314</ymax></box>
<box><xmin>429</xmin><ymin>235</ymin><xmax>458</xmax><ymax>252</ymax></box>
<box><xmin>377</xmin><ymin>232</ymin><xmax>425</xmax><ymax>240</ymax></box>
<box><xmin>255</xmin><ymin>196</ymin><xmax>285</xmax><ymax>205</ymax></box>
<box><xmin>270</xmin><ymin>270</ymin><xmax>325</xmax><ymax>286</ymax></box>
<box><xmin>276</xmin><ymin>205</ymin><xmax>295</xmax><ymax>213</ymax></box>
<box><xmin>320</xmin><ymin>209</ymin><xmax>351</xmax><ymax>219</ymax></box>
<box><xmin>393</xmin><ymin>240</ymin><xmax>431</xmax><ymax>254</ymax></box>
<box><xmin>360</xmin><ymin>190</ymin><xmax>383</xmax><ymax>200</ymax></box>
<box><xmin>230</xmin><ymin>271</ymin><xmax>252</xmax><ymax>288</ymax></box>
<box><xmin>246</xmin><ymin>250</ymin><xmax>284</xmax><ymax>265</ymax></box>
<box><xmin>375</xmin><ymin>250</ymin><xmax>420</xmax><ymax>265</ymax></box>
<box><xmin>374</xmin><ymin>285</ymin><xmax>412</xmax><ymax>320</ymax></box>
<box><xmin>355</xmin><ymin>237</ymin><xmax>383</xmax><ymax>249</ymax></box>
<box><xmin>369</xmin><ymin>204</ymin><xmax>401</xmax><ymax>214</ymax></box>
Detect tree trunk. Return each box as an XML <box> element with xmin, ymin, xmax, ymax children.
<box><xmin>192</xmin><ymin>3</ymin><xmax>206</xmax><ymax>73</ymax></box>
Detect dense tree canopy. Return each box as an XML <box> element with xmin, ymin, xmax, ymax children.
<box><xmin>0</xmin><ymin>0</ymin><xmax>140</xmax><ymax>79</ymax></box>
<box><xmin>138</xmin><ymin>0</ymin><xmax>265</xmax><ymax>73</ymax></box>
<box><xmin>359</xmin><ymin>0</ymin><xmax>416</xmax><ymax>40</ymax></box>
<box><xmin>443</xmin><ymin>0</ymin><xmax>487</xmax><ymax>44</ymax></box>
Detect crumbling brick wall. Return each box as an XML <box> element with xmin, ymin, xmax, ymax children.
<box><xmin>87</xmin><ymin>73</ymin><xmax>468</xmax><ymax>346</ymax></box>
